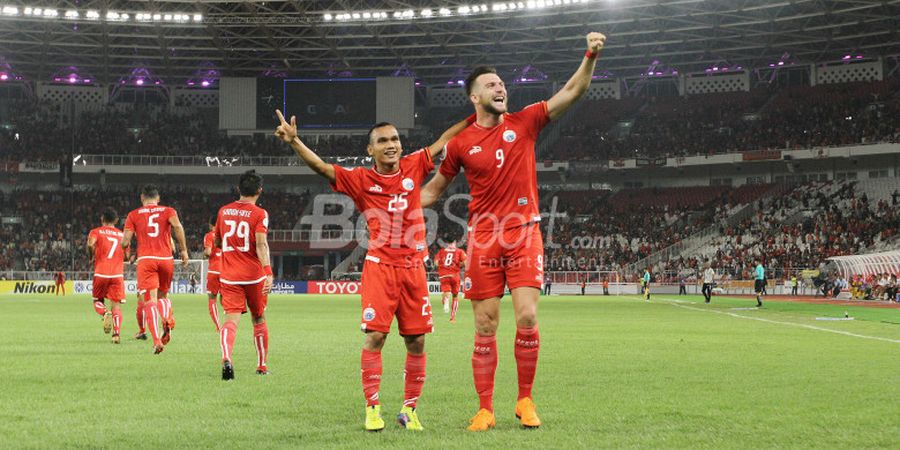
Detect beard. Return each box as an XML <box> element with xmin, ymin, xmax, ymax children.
<box><xmin>482</xmin><ymin>100</ymin><xmax>507</xmax><ymax>115</ymax></box>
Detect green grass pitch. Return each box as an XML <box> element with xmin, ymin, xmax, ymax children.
<box><xmin>0</xmin><ymin>293</ymin><xmax>897</xmax><ymax>448</ymax></box>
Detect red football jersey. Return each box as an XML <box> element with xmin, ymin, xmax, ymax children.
<box><xmin>331</xmin><ymin>148</ymin><xmax>433</xmax><ymax>267</ymax></box>
<box><xmin>440</xmin><ymin>101</ymin><xmax>550</xmax><ymax>231</ymax></box>
<box><xmin>203</xmin><ymin>231</ymin><xmax>222</xmax><ymax>274</ymax></box>
<box><xmin>89</xmin><ymin>226</ymin><xmax>125</xmax><ymax>277</ymax></box>
<box><xmin>436</xmin><ymin>247</ymin><xmax>466</xmax><ymax>279</ymax></box>
<box><xmin>124</xmin><ymin>204</ymin><xmax>178</xmax><ymax>260</ymax></box>
<box><xmin>216</xmin><ymin>200</ymin><xmax>269</xmax><ymax>284</ymax></box>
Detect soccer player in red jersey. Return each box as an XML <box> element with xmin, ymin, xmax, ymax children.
<box><xmin>86</xmin><ymin>208</ymin><xmax>126</xmax><ymax>344</ymax></box>
<box><xmin>214</xmin><ymin>170</ymin><xmax>273</xmax><ymax>380</ymax></box>
<box><xmin>203</xmin><ymin>216</ymin><xmax>223</xmax><ymax>332</ymax></box>
<box><xmin>122</xmin><ymin>185</ymin><xmax>189</xmax><ymax>354</ymax></box>
<box><xmin>435</xmin><ymin>240</ymin><xmax>467</xmax><ymax>323</ymax></box>
<box><xmin>54</xmin><ymin>271</ymin><xmax>66</xmax><ymax>296</ymax></box>
<box><xmin>274</xmin><ymin>109</ymin><xmax>469</xmax><ymax>431</ymax></box>
<box><xmin>422</xmin><ymin>32</ymin><xmax>607</xmax><ymax>430</ymax></box>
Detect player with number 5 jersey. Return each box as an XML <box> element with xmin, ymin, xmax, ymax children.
<box><xmin>214</xmin><ymin>170</ymin><xmax>273</xmax><ymax>380</ymax></box>
<box><xmin>122</xmin><ymin>184</ymin><xmax>189</xmax><ymax>354</ymax></box>
<box><xmin>422</xmin><ymin>32</ymin><xmax>608</xmax><ymax>431</ymax></box>
<box><xmin>275</xmin><ymin>109</ymin><xmax>470</xmax><ymax>432</ymax></box>
<box><xmin>87</xmin><ymin>207</ymin><xmax>126</xmax><ymax>343</ymax></box>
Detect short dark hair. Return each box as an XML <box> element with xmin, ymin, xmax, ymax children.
<box><xmin>367</xmin><ymin>122</ymin><xmax>395</xmax><ymax>144</ymax></box>
<box><xmin>141</xmin><ymin>184</ymin><xmax>159</xmax><ymax>198</ymax></box>
<box><xmin>101</xmin><ymin>207</ymin><xmax>117</xmax><ymax>224</ymax></box>
<box><xmin>239</xmin><ymin>170</ymin><xmax>263</xmax><ymax>197</ymax></box>
<box><xmin>465</xmin><ymin>66</ymin><xmax>498</xmax><ymax>96</ymax></box>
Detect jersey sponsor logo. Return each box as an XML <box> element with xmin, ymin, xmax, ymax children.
<box><xmin>416</xmin><ymin>244</ymin><xmax>425</xmax><ymax>252</ymax></box>
<box><xmin>468</xmin><ymin>146</ymin><xmax>482</xmax><ymax>155</ymax></box>
<box><xmin>517</xmin><ymin>197</ymin><xmax>528</xmax><ymax>206</ymax></box>
<box><xmin>363</xmin><ymin>307</ymin><xmax>376</xmax><ymax>321</ymax></box>
<box><xmin>503</xmin><ymin>130</ymin><xmax>517</xmax><ymax>142</ymax></box>
<box><xmin>402</xmin><ymin>178</ymin><xmax>415</xmax><ymax>191</ymax></box>
<box><xmin>368</xmin><ymin>184</ymin><xmax>383</xmax><ymax>193</ymax></box>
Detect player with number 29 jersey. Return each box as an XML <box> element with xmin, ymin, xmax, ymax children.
<box><xmin>216</xmin><ymin>201</ymin><xmax>269</xmax><ymax>289</ymax></box>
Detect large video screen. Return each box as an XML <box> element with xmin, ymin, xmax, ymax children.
<box><xmin>281</xmin><ymin>78</ymin><xmax>376</xmax><ymax>129</ymax></box>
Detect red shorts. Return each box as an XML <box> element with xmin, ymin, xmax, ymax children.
<box><xmin>360</xmin><ymin>260</ymin><xmax>433</xmax><ymax>335</ymax></box>
<box><xmin>93</xmin><ymin>276</ymin><xmax>125</xmax><ymax>302</ymax></box>
<box><xmin>465</xmin><ymin>222</ymin><xmax>544</xmax><ymax>300</ymax></box>
<box><xmin>220</xmin><ymin>281</ymin><xmax>266</xmax><ymax>316</ymax></box>
<box><xmin>207</xmin><ymin>273</ymin><xmax>221</xmax><ymax>296</ymax></box>
<box><xmin>439</xmin><ymin>276</ymin><xmax>461</xmax><ymax>296</ymax></box>
<box><xmin>136</xmin><ymin>258</ymin><xmax>174</xmax><ymax>294</ymax></box>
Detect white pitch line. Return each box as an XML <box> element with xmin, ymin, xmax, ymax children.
<box><xmin>659</xmin><ymin>297</ymin><xmax>900</xmax><ymax>344</ymax></box>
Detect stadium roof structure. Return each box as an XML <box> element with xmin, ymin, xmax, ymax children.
<box><xmin>0</xmin><ymin>0</ymin><xmax>898</xmax><ymax>85</ymax></box>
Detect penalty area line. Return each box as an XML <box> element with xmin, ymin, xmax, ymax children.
<box><xmin>659</xmin><ymin>297</ymin><xmax>900</xmax><ymax>344</ymax></box>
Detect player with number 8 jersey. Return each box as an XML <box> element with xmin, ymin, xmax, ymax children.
<box><xmin>214</xmin><ymin>170</ymin><xmax>273</xmax><ymax>380</ymax></box>
<box><xmin>123</xmin><ymin>184</ymin><xmax>190</xmax><ymax>354</ymax></box>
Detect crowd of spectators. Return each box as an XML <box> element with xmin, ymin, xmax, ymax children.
<box><xmin>0</xmin><ymin>187</ymin><xmax>309</xmax><ymax>274</ymax></box>
<box><xmin>1</xmin><ymin>77</ymin><xmax>896</xmax><ymax>165</ymax></box>
<box><xmin>546</xmin><ymin>78</ymin><xmax>900</xmax><ymax>161</ymax></box>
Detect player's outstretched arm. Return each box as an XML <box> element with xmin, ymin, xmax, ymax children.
<box><xmin>256</xmin><ymin>232</ymin><xmax>273</xmax><ymax>294</ymax></box>
<box><xmin>421</xmin><ymin>172</ymin><xmax>453</xmax><ymax>208</ymax></box>
<box><xmin>169</xmin><ymin>215</ymin><xmax>190</xmax><ymax>267</ymax></box>
<box><xmin>274</xmin><ymin>109</ymin><xmax>336</xmax><ymax>182</ymax></box>
<box><xmin>546</xmin><ymin>32</ymin><xmax>607</xmax><ymax>121</ymax></box>
<box><xmin>428</xmin><ymin>115</ymin><xmax>474</xmax><ymax>162</ymax></box>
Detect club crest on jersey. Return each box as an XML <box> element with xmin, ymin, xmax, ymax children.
<box><xmin>464</xmin><ymin>277</ymin><xmax>472</xmax><ymax>291</ymax></box>
<box><xmin>503</xmin><ymin>130</ymin><xmax>517</xmax><ymax>142</ymax></box>
<box><xmin>468</xmin><ymin>146</ymin><xmax>482</xmax><ymax>155</ymax></box>
<box><xmin>363</xmin><ymin>307</ymin><xmax>376</xmax><ymax>321</ymax></box>
<box><xmin>402</xmin><ymin>178</ymin><xmax>415</xmax><ymax>191</ymax></box>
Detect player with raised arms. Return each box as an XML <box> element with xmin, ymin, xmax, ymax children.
<box><xmin>87</xmin><ymin>207</ymin><xmax>126</xmax><ymax>344</ymax></box>
<box><xmin>274</xmin><ymin>109</ymin><xmax>470</xmax><ymax>432</ymax></box>
<box><xmin>122</xmin><ymin>185</ymin><xmax>189</xmax><ymax>354</ymax></box>
<box><xmin>421</xmin><ymin>32</ymin><xmax>607</xmax><ymax>430</ymax></box>
<box><xmin>215</xmin><ymin>170</ymin><xmax>273</xmax><ymax>380</ymax></box>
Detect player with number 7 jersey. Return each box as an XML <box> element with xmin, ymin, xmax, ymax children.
<box><xmin>87</xmin><ymin>207</ymin><xmax>126</xmax><ymax>343</ymax></box>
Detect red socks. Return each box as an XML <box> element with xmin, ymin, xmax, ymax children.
<box><xmin>514</xmin><ymin>327</ymin><xmax>540</xmax><ymax>400</ymax></box>
<box><xmin>112</xmin><ymin>309</ymin><xmax>122</xmax><ymax>335</ymax></box>
<box><xmin>404</xmin><ymin>353</ymin><xmax>427</xmax><ymax>408</ymax></box>
<box><xmin>143</xmin><ymin>302</ymin><xmax>162</xmax><ymax>346</ymax></box>
<box><xmin>208</xmin><ymin>298</ymin><xmax>221</xmax><ymax>331</ymax></box>
<box><xmin>220</xmin><ymin>321</ymin><xmax>237</xmax><ymax>362</ymax></box>
<box><xmin>136</xmin><ymin>300</ymin><xmax>146</xmax><ymax>333</ymax></box>
<box><xmin>158</xmin><ymin>298</ymin><xmax>173</xmax><ymax>323</ymax></box>
<box><xmin>93</xmin><ymin>300</ymin><xmax>106</xmax><ymax>316</ymax></box>
<box><xmin>253</xmin><ymin>323</ymin><xmax>269</xmax><ymax>371</ymax></box>
<box><xmin>472</xmin><ymin>334</ymin><xmax>498</xmax><ymax>412</ymax></box>
<box><xmin>361</xmin><ymin>349</ymin><xmax>383</xmax><ymax>407</ymax></box>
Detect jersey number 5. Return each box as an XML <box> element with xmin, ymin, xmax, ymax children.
<box><xmin>222</xmin><ymin>220</ymin><xmax>251</xmax><ymax>252</ymax></box>
<box><xmin>147</xmin><ymin>213</ymin><xmax>160</xmax><ymax>237</ymax></box>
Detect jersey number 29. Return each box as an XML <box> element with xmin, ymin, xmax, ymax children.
<box><xmin>222</xmin><ymin>220</ymin><xmax>250</xmax><ymax>252</ymax></box>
